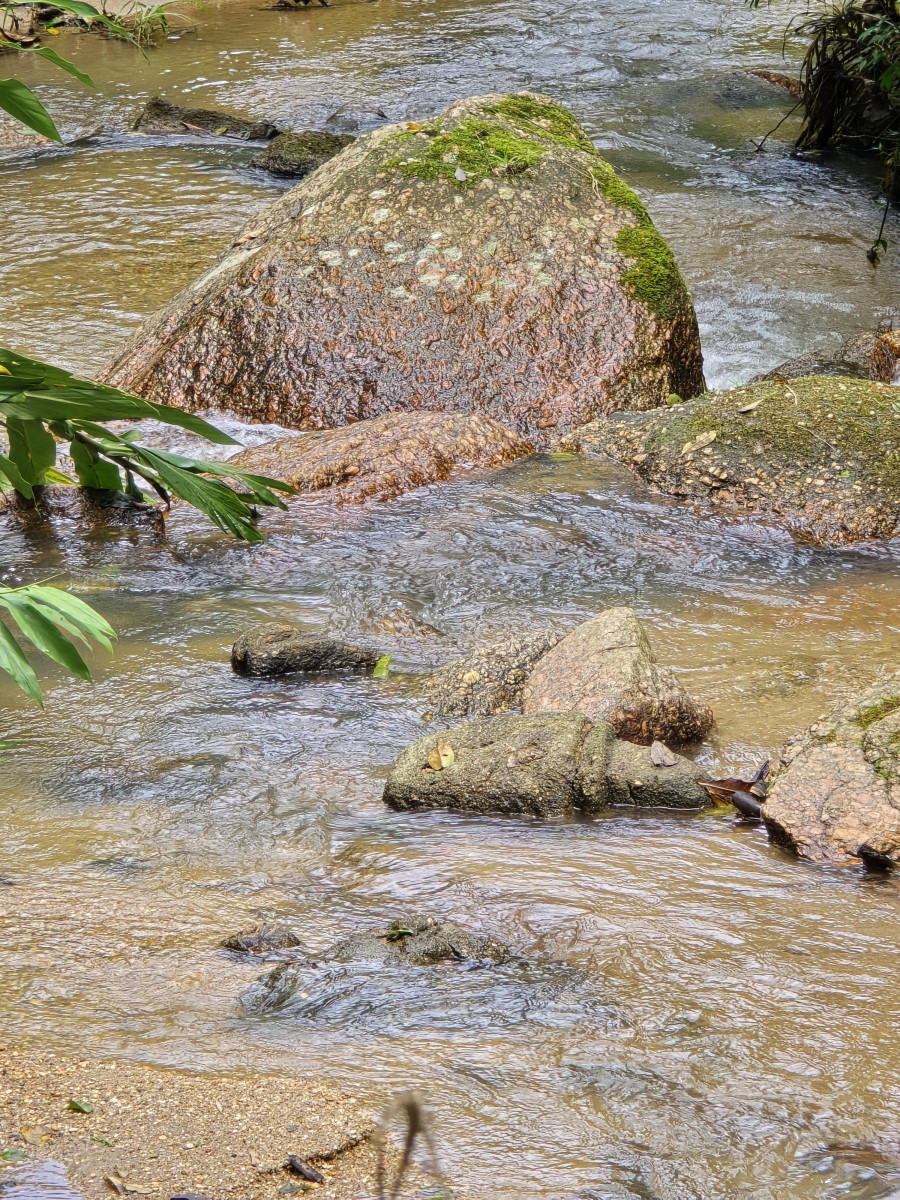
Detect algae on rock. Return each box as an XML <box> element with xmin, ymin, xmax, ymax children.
<box><xmin>565</xmin><ymin>374</ymin><xmax>900</xmax><ymax>546</ymax></box>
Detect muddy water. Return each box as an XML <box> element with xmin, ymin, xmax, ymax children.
<box><xmin>4</xmin><ymin>0</ymin><xmax>900</xmax><ymax>1196</ymax></box>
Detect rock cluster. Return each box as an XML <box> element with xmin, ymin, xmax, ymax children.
<box><xmin>431</xmin><ymin>608</ymin><xmax>713</xmax><ymax>743</ymax></box>
<box><xmin>383</xmin><ymin>711</ymin><xmax>708</xmax><ymax>818</ymax></box>
<box><xmin>102</xmin><ymin>91</ymin><xmax>705</xmax><ymax>446</ymax></box>
<box><xmin>227</xmin><ymin>410</ymin><xmax>532</xmax><ymax>504</ymax></box>
<box><xmin>763</xmin><ymin>675</ymin><xmax>900</xmax><ymax>865</ymax></box>
<box><xmin>564</xmin><ymin>375</ymin><xmax>900</xmax><ymax>546</ymax></box>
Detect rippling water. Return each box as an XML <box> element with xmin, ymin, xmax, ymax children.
<box><xmin>4</xmin><ymin>0</ymin><xmax>900</xmax><ymax>1196</ymax></box>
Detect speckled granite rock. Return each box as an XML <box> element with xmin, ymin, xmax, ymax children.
<box><xmin>383</xmin><ymin>711</ymin><xmax>707</xmax><ymax>818</ymax></box>
<box><xmin>102</xmin><ymin>91</ymin><xmax>705</xmax><ymax>447</ymax></box>
<box><xmin>133</xmin><ymin>96</ymin><xmax>278</xmax><ymax>140</ymax></box>
<box><xmin>251</xmin><ymin>130</ymin><xmax>355</xmax><ymax>177</ymax></box>
<box><xmin>564</xmin><ymin>375</ymin><xmax>900</xmax><ymax>547</ymax></box>
<box><xmin>226</xmin><ymin>411</ymin><xmax>532</xmax><ymax>503</ymax></box>
<box><xmin>522</xmin><ymin>608</ymin><xmax>713</xmax><ymax>746</ymax></box>
<box><xmin>763</xmin><ymin>674</ymin><xmax>900</xmax><ymax>865</ymax></box>
<box><xmin>231</xmin><ymin>622</ymin><xmax>379</xmax><ymax>676</ymax></box>
<box><xmin>430</xmin><ymin>630</ymin><xmax>561</xmax><ymax>716</ymax></box>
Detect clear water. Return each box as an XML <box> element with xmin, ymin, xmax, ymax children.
<box><xmin>4</xmin><ymin>0</ymin><xmax>900</xmax><ymax>1197</ymax></box>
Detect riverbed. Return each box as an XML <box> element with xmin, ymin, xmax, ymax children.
<box><xmin>3</xmin><ymin>0</ymin><xmax>900</xmax><ymax>1196</ymax></box>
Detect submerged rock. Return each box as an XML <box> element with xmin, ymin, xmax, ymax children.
<box><xmin>250</xmin><ymin>130</ymin><xmax>355</xmax><ymax>178</ymax></box>
<box><xmin>382</xmin><ymin>711</ymin><xmax>707</xmax><ymax>818</ymax></box>
<box><xmin>430</xmin><ymin>630</ymin><xmax>562</xmax><ymax>716</ymax></box>
<box><xmin>102</xmin><ymin>90</ymin><xmax>705</xmax><ymax>447</ymax></box>
<box><xmin>565</xmin><ymin>375</ymin><xmax>900</xmax><ymax>546</ymax></box>
<box><xmin>226</xmin><ymin>411</ymin><xmax>532</xmax><ymax>504</ymax></box>
<box><xmin>231</xmin><ymin>622</ymin><xmax>379</xmax><ymax>676</ymax></box>
<box><xmin>755</xmin><ymin>329</ymin><xmax>877</xmax><ymax>382</ymax></box>
<box><xmin>763</xmin><ymin>675</ymin><xmax>900</xmax><ymax>865</ymax></box>
<box><xmin>1</xmin><ymin>484</ymin><xmax>164</xmax><ymax>531</ymax></box>
<box><xmin>133</xmin><ymin>97</ymin><xmax>279</xmax><ymax>140</ymax></box>
<box><xmin>221</xmin><ymin>921</ymin><xmax>304</xmax><ymax>953</ymax></box>
<box><xmin>522</xmin><ymin>608</ymin><xmax>714</xmax><ymax>745</ymax></box>
<box><xmin>0</xmin><ymin>113</ymin><xmax>53</xmax><ymax>159</ymax></box>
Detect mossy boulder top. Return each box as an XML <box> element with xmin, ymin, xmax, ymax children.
<box><xmin>102</xmin><ymin>91</ymin><xmax>705</xmax><ymax>448</ymax></box>
<box><xmin>566</xmin><ymin>374</ymin><xmax>900</xmax><ymax>546</ymax></box>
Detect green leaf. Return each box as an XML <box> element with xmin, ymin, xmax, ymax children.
<box><xmin>6</xmin><ymin>417</ymin><xmax>57</xmax><ymax>487</ymax></box>
<box><xmin>28</xmin><ymin>47</ymin><xmax>96</xmax><ymax>89</ymax></box>
<box><xmin>0</xmin><ymin>79</ymin><xmax>62</xmax><ymax>142</ymax></box>
<box><xmin>0</xmin><ymin>594</ymin><xmax>93</xmax><ymax>680</ymax></box>
<box><xmin>23</xmin><ymin>586</ymin><xmax>116</xmax><ymax>653</ymax></box>
<box><xmin>0</xmin><ymin>452</ymin><xmax>34</xmax><ymax>498</ymax></box>
<box><xmin>372</xmin><ymin>654</ymin><xmax>391</xmax><ymax>678</ymax></box>
<box><xmin>0</xmin><ymin>621</ymin><xmax>42</xmax><ymax>705</ymax></box>
<box><xmin>1</xmin><ymin>1148</ymin><xmax>28</xmax><ymax>1162</ymax></box>
<box><xmin>45</xmin><ymin>0</ymin><xmax>128</xmax><ymax>32</ymax></box>
<box><xmin>67</xmin><ymin>1099</ymin><xmax>94</xmax><ymax>1113</ymax></box>
<box><xmin>70</xmin><ymin>437</ymin><xmax>123</xmax><ymax>490</ymax></box>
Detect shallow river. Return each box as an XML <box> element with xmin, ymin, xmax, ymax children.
<box><xmin>4</xmin><ymin>0</ymin><xmax>900</xmax><ymax>1197</ymax></box>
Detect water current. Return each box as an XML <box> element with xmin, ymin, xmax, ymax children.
<box><xmin>3</xmin><ymin>0</ymin><xmax>900</xmax><ymax>1196</ymax></box>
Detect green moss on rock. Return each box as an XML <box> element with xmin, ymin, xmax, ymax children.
<box><xmin>389</xmin><ymin>118</ymin><xmax>544</xmax><ymax>189</ymax></box>
<box><xmin>591</xmin><ymin>162</ymin><xmax>689</xmax><ymax>322</ymax></box>
<box><xmin>856</xmin><ymin>694</ymin><xmax>900</xmax><ymax>729</ymax></box>
<box><xmin>487</xmin><ymin>94</ymin><xmax>596</xmax><ymax>153</ymax></box>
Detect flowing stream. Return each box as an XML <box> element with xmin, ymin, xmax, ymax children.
<box><xmin>3</xmin><ymin>0</ymin><xmax>900</xmax><ymax>1197</ymax></box>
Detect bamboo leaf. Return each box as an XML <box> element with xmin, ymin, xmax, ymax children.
<box><xmin>0</xmin><ymin>622</ymin><xmax>42</xmax><ymax>705</ymax></box>
<box><xmin>0</xmin><ymin>595</ymin><xmax>93</xmax><ymax>680</ymax></box>
<box><xmin>0</xmin><ymin>79</ymin><xmax>61</xmax><ymax>142</ymax></box>
<box><xmin>69</xmin><ymin>437</ymin><xmax>123</xmax><ymax>490</ymax></box>
<box><xmin>6</xmin><ymin>417</ymin><xmax>57</xmax><ymax>486</ymax></box>
<box><xmin>0</xmin><ymin>452</ymin><xmax>34</xmax><ymax>498</ymax></box>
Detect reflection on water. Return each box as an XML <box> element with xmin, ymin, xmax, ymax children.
<box><xmin>2</xmin><ymin>454</ymin><xmax>900</xmax><ymax>1198</ymax></box>
<box><xmin>0</xmin><ymin>0</ymin><xmax>899</xmax><ymax>382</ymax></box>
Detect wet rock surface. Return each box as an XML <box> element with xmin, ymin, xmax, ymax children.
<box><xmin>231</xmin><ymin>622</ymin><xmax>379</xmax><ymax>676</ymax></box>
<box><xmin>221</xmin><ymin>921</ymin><xmax>304</xmax><ymax>953</ymax></box>
<box><xmin>0</xmin><ymin>484</ymin><xmax>164</xmax><ymax>531</ymax></box>
<box><xmin>0</xmin><ymin>113</ymin><xmax>53</xmax><ymax>158</ymax></box>
<box><xmin>430</xmin><ymin>630</ymin><xmax>561</xmax><ymax>716</ymax></box>
<box><xmin>103</xmin><ymin>91</ymin><xmax>705</xmax><ymax>447</ymax></box>
<box><xmin>132</xmin><ymin>97</ymin><xmax>279</xmax><ymax>140</ymax></box>
<box><xmin>565</xmin><ymin>375</ymin><xmax>900</xmax><ymax>546</ymax></box>
<box><xmin>755</xmin><ymin>329</ymin><xmax>877</xmax><ymax>381</ymax></box>
<box><xmin>250</xmin><ymin>130</ymin><xmax>355</xmax><ymax>177</ymax></box>
<box><xmin>383</xmin><ymin>711</ymin><xmax>708</xmax><ymax>817</ymax></box>
<box><xmin>226</xmin><ymin>411</ymin><xmax>532</xmax><ymax>503</ymax></box>
<box><xmin>522</xmin><ymin>608</ymin><xmax>713</xmax><ymax>745</ymax></box>
<box><xmin>763</xmin><ymin>675</ymin><xmax>900</xmax><ymax>865</ymax></box>
<box><xmin>238</xmin><ymin>912</ymin><xmax>617</xmax><ymax>1035</ymax></box>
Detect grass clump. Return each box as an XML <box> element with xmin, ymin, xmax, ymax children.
<box><xmin>591</xmin><ymin>162</ymin><xmax>688</xmax><ymax>321</ymax></box>
<box><xmin>388</xmin><ymin>119</ymin><xmax>544</xmax><ymax>189</ymax></box>
<box><xmin>487</xmin><ymin>95</ymin><xmax>596</xmax><ymax>153</ymax></box>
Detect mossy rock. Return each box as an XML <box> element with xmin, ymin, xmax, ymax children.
<box><xmin>250</xmin><ymin>130</ymin><xmax>355</xmax><ymax>178</ymax></box>
<box><xmin>102</xmin><ymin>91</ymin><xmax>705</xmax><ymax>449</ymax></box>
<box><xmin>564</xmin><ymin>374</ymin><xmax>900</xmax><ymax>546</ymax></box>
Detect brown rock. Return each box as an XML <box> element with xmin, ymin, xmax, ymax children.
<box><xmin>430</xmin><ymin>630</ymin><xmax>561</xmax><ymax>716</ymax></box>
<box><xmin>101</xmin><ymin>91</ymin><xmax>705</xmax><ymax>448</ymax></box>
<box><xmin>763</xmin><ymin>674</ymin><xmax>900</xmax><ymax>865</ymax></box>
<box><xmin>521</xmin><ymin>608</ymin><xmax>713</xmax><ymax>745</ymax></box>
<box><xmin>250</xmin><ymin>130</ymin><xmax>355</xmax><ymax>178</ymax></box>
<box><xmin>231</xmin><ymin>622</ymin><xmax>379</xmax><ymax>676</ymax></box>
<box><xmin>226</xmin><ymin>410</ymin><xmax>532</xmax><ymax>503</ymax></box>
<box><xmin>0</xmin><ymin>112</ymin><xmax>53</xmax><ymax>158</ymax></box>
<box><xmin>133</xmin><ymin>96</ymin><xmax>278</xmax><ymax>140</ymax></box>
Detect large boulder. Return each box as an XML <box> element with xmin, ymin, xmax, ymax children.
<box><xmin>132</xmin><ymin>97</ymin><xmax>278</xmax><ymax>140</ymax></box>
<box><xmin>429</xmin><ymin>630</ymin><xmax>561</xmax><ymax>716</ymax></box>
<box><xmin>102</xmin><ymin>91</ymin><xmax>705</xmax><ymax>448</ymax></box>
<box><xmin>226</xmin><ymin>410</ymin><xmax>531</xmax><ymax>503</ymax></box>
<box><xmin>564</xmin><ymin>375</ymin><xmax>900</xmax><ymax>546</ymax></box>
<box><xmin>250</xmin><ymin>130</ymin><xmax>356</xmax><ymax>178</ymax></box>
<box><xmin>521</xmin><ymin>608</ymin><xmax>713</xmax><ymax>745</ymax></box>
<box><xmin>382</xmin><ymin>711</ymin><xmax>708</xmax><ymax>818</ymax></box>
<box><xmin>763</xmin><ymin>675</ymin><xmax>900</xmax><ymax>865</ymax></box>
